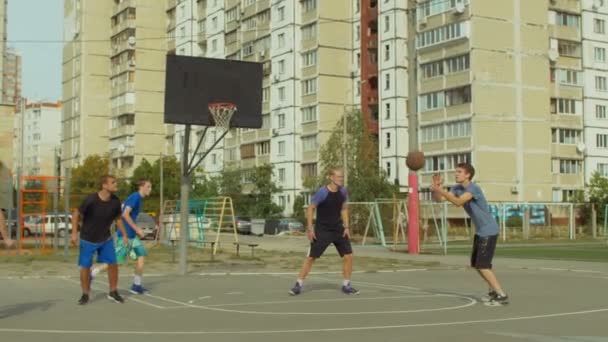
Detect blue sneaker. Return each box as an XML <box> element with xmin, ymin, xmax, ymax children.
<box><xmin>129</xmin><ymin>284</ymin><xmax>148</xmax><ymax>295</ymax></box>
<box><xmin>289</xmin><ymin>282</ymin><xmax>302</xmax><ymax>296</ymax></box>
<box><xmin>342</xmin><ymin>283</ymin><xmax>360</xmax><ymax>295</ymax></box>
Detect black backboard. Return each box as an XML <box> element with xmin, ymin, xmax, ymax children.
<box><xmin>164</xmin><ymin>55</ymin><xmax>263</xmax><ymax>128</ymax></box>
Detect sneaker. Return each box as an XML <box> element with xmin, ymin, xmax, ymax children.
<box><xmin>289</xmin><ymin>282</ymin><xmax>302</xmax><ymax>296</ymax></box>
<box><xmin>487</xmin><ymin>294</ymin><xmax>509</xmax><ymax>306</ymax></box>
<box><xmin>107</xmin><ymin>291</ymin><xmax>125</xmax><ymax>303</ymax></box>
<box><xmin>481</xmin><ymin>290</ymin><xmax>498</xmax><ymax>302</ymax></box>
<box><xmin>78</xmin><ymin>294</ymin><xmax>89</xmax><ymax>305</ymax></box>
<box><xmin>129</xmin><ymin>284</ymin><xmax>148</xmax><ymax>295</ymax></box>
<box><xmin>341</xmin><ymin>283</ymin><xmax>360</xmax><ymax>295</ymax></box>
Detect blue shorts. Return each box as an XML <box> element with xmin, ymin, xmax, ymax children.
<box><xmin>78</xmin><ymin>238</ymin><xmax>117</xmax><ymax>268</ymax></box>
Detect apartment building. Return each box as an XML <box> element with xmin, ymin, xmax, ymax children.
<box><xmin>62</xmin><ymin>0</ymin><xmax>113</xmax><ymax>168</ymax></box>
<box><xmin>581</xmin><ymin>0</ymin><xmax>608</xmax><ymax>183</ymax></box>
<box><xmin>166</xmin><ymin>0</ymin><xmax>356</xmax><ymax>214</ymax></box>
<box><xmin>13</xmin><ymin>101</ymin><xmax>62</xmax><ymax>176</ymax></box>
<box><xmin>2</xmin><ymin>48</ymin><xmax>21</xmax><ymax>105</ymax></box>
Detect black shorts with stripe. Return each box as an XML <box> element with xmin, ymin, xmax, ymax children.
<box><xmin>471</xmin><ymin>234</ymin><xmax>498</xmax><ymax>269</ymax></box>
<box><xmin>308</xmin><ymin>229</ymin><xmax>352</xmax><ymax>258</ymax></box>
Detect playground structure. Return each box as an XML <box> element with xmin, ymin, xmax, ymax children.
<box><xmin>159</xmin><ymin>196</ymin><xmax>238</xmax><ymax>255</ymax></box>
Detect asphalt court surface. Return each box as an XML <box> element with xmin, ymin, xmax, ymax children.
<box><xmin>1</xmin><ymin>267</ymin><xmax>607</xmax><ymax>342</ymax></box>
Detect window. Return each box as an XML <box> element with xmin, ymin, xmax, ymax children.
<box><xmin>445</xmin><ymin>86</ymin><xmax>471</xmax><ymax>106</ymax></box>
<box><xmin>594</xmin><ymin>18</ymin><xmax>605</xmax><ymax>34</ymax></box>
<box><xmin>596</xmin><ymin>76</ymin><xmax>607</xmax><ymax>91</ymax></box>
<box><xmin>558</xmin><ymin>160</ymin><xmax>581</xmax><ymax>174</ymax></box>
<box><xmin>243</xmin><ymin>17</ymin><xmax>256</xmax><ymax>30</ymax></box>
<box><xmin>385</xmin><ymin>103</ymin><xmax>391</xmax><ymax>120</ymax></box>
<box><xmin>386</xmin><ymin>162</ymin><xmax>392</xmax><ymax>178</ymax></box>
<box><xmin>384</xmin><ymin>44</ymin><xmax>390</xmax><ymax>61</ymax></box>
<box><xmin>598</xmin><ymin>163</ymin><xmax>608</xmax><ymax>177</ymax></box>
<box><xmin>302</xmin><ymin>106</ymin><xmax>317</xmax><ymax>122</ymax></box>
<box><xmin>180</xmin><ymin>26</ymin><xmax>186</xmax><ymax>38</ymax></box>
<box><xmin>277</xmin><ymin>113</ymin><xmax>285</xmax><ymax>128</ymax></box>
<box><xmin>384</xmin><ymin>15</ymin><xmax>390</xmax><ymax>32</ymax></box>
<box><xmin>257</xmin><ymin>10</ymin><xmax>270</xmax><ymax>24</ymax></box>
<box><xmin>302</xmin><ymin>23</ymin><xmax>317</xmax><ymax>40</ymax></box>
<box><xmin>420</xmin><ymin>91</ymin><xmax>444</xmax><ymax>111</ymax></box>
<box><xmin>240</xmin><ymin>143</ymin><xmax>255</xmax><ymax>159</ymax></box>
<box><xmin>262</xmin><ymin>87</ymin><xmax>269</xmax><ymax>102</ymax></box>
<box><xmin>356</xmin><ymin>0</ymin><xmax>360</xmax><ymax>13</ymax></box>
<box><xmin>257</xmin><ymin>141</ymin><xmax>270</xmax><ymax>155</ymax></box>
<box><xmin>421</xmin><ymin>124</ymin><xmax>444</xmax><ymax>142</ymax></box>
<box><xmin>245</xmin><ymin>0</ymin><xmax>255</xmax><ymax>6</ymax></box>
<box><xmin>302</xmin><ymin>163</ymin><xmax>318</xmax><ymax>179</ymax></box>
<box><xmin>278</xmin><ymin>59</ymin><xmax>285</xmax><ymax>74</ymax></box>
<box><xmin>302</xmin><ymin>50</ymin><xmax>317</xmax><ymax>67</ymax></box>
<box><xmin>211</xmin><ymin>153</ymin><xmax>217</xmax><ymax>165</ymax></box>
<box><xmin>445</xmin><ymin>54</ymin><xmax>469</xmax><ymax>74</ymax></box>
<box><xmin>556</xmin><ymin>12</ymin><xmax>580</xmax><ymax>28</ymax></box>
<box><xmin>557</xmin><ymin>40</ymin><xmax>581</xmax><ymax>58</ymax></box>
<box><xmin>302</xmin><ymin>0</ymin><xmax>317</xmax><ymax>12</ymax></box>
<box><xmin>226</xmin><ymin>7</ymin><xmax>238</xmax><ymax>22</ymax></box>
<box><xmin>597</xmin><ymin>134</ymin><xmax>608</xmax><ymax>148</ymax></box>
<box><xmin>356</xmin><ymin>53</ymin><xmax>361</xmax><ymax>68</ymax></box>
<box><xmin>557</xmin><ymin>69</ymin><xmax>582</xmax><ymax>86</ymax></box>
<box><xmin>385</xmin><ymin>132</ymin><xmax>391</xmax><ymax>148</ymax></box>
<box><xmin>278</xmin><ymin>196</ymin><xmax>286</xmax><ymax>208</ymax></box>
<box><xmin>423</xmin><ymin>155</ymin><xmax>446</xmax><ymax>172</ymax></box>
<box><xmin>302</xmin><ymin>135</ymin><xmax>318</xmax><ymax>151</ymax></box>
<box><xmin>445</xmin><ymin>153</ymin><xmax>470</xmax><ymax>170</ymax></box>
<box><xmin>446</xmin><ymin>120</ymin><xmax>471</xmax><ymax>138</ymax></box>
<box><xmin>551</xmin><ymin>98</ymin><xmax>577</xmax><ymax>114</ymax></box>
<box><xmin>385</xmin><ymin>73</ymin><xmax>390</xmax><ymax>90</ymax></box>
<box><xmin>278</xmin><ymin>141</ymin><xmax>285</xmax><ymax>155</ymax></box>
<box><xmin>417</xmin><ymin>22</ymin><xmax>466</xmax><ymax>48</ymax></box>
<box><xmin>277</xmin><ymin>6</ymin><xmax>285</xmax><ymax>21</ymax></box>
<box><xmin>179</xmin><ymin>4</ymin><xmax>185</xmax><ymax>18</ymax></box>
<box><xmin>597</xmin><ymin>105</ymin><xmax>607</xmax><ymax>119</ymax></box>
<box><xmin>355</xmin><ymin>25</ymin><xmax>360</xmax><ymax>41</ymax></box>
<box><xmin>595</xmin><ymin>47</ymin><xmax>606</xmax><ymax>62</ymax></box>
<box><xmin>356</xmin><ymin>80</ymin><xmax>361</xmax><ymax>96</ymax></box>
<box><xmin>551</xmin><ymin>128</ymin><xmax>581</xmax><ymax>144</ymax></box>
<box><xmin>303</xmin><ymin>78</ymin><xmax>317</xmax><ymax>95</ymax></box>
<box><xmin>277</xmin><ymin>33</ymin><xmax>286</xmax><ymax>49</ymax></box>
<box><xmin>278</xmin><ymin>87</ymin><xmax>286</xmax><ymax>101</ymax></box>
<box><xmin>211</xmin><ymin>39</ymin><xmax>217</xmax><ymax>52</ymax></box>
<box><xmin>279</xmin><ymin>168</ymin><xmax>286</xmax><ymax>182</ymax></box>
<box><xmin>262</xmin><ymin>114</ymin><xmax>270</xmax><ymax>129</ymax></box>
<box><xmin>421</xmin><ymin>60</ymin><xmax>443</xmax><ymax>79</ymax></box>
<box><xmin>212</xmin><ymin>17</ymin><xmax>218</xmax><ymax>30</ymax></box>
<box><xmin>243</xmin><ymin>42</ymin><xmax>254</xmax><ymax>56</ymax></box>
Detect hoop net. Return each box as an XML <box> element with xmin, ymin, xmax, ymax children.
<box><xmin>208</xmin><ymin>102</ymin><xmax>237</xmax><ymax>131</ymax></box>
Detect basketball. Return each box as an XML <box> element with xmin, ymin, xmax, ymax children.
<box><xmin>406</xmin><ymin>151</ymin><xmax>425</xmax><ymax>171</ymax></box>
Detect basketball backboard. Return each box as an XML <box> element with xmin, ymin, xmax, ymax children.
<box><xmin>164</xmin><ymin>55</ymin><xmax>263</xmax><ymax>128</ymax></box>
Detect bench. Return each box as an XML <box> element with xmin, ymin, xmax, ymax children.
<box><xmin>234</xmin><ymin>242</ymin><xmax>259</xmax><ymax>257</ymax></box>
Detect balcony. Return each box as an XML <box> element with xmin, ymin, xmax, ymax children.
<box><xmin>111</xmin><ymin>60</ymin><xmax>136</xmax><ymax>76</ymax></box>
<box><xmin>112</xmin><ymin>103</ymin><xmax>135</xmax><ymax>117</ymax></box>
<box><xmin>116</xmin><ymin>0</ymin><xmax>137</xmax><ymax>15</ymax></box>
<box><xmin>111</xmin><ymin>82</ymin><xmax>135</xmax><ymax>97</ymax></box>
<box><xmin>168</xmin><ymin>39</ymin><xmax>176</xmax><ymax>52</ymax></box>
<box><xmin>111</xmin><ymin>40</ymin><xmax>136</xmax><ymax>58</ymax></box>
<box><xmin>167</xmin><ymin>0</ymin><xmax>177</xmax><ymax>11</ymax></box>
<box><xmin>109</xmin><ymin>125</ymin><xmax>135</xmax><ymax>139</ymax></box>
<box><xmin>112</xmin><ymin>18</ymin><xmax>136</xmax><ymax>36</ymax></box>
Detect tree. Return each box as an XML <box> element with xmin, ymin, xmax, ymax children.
<box><xmin>292</xmin><ymin>195</ymin><xmax>306</xmax><ymax>223</ymax></box>
<box><xmin>247</xmin><ymin>164</ymin><xmax>283</xmax><ymax>218</ymax></box>
<box><xmin>309</xmin><ymin>109</ymin><xmax>397</xmax><ymax>201</ymax></box>
<box><xmin>586</xmin><ymin>171</ymin><xmax>608</xmax><ymax>224</ymax></box>
<box><xmin>70</xmin><ymin>155</ymin><xmax>111</xmax><ymax>196</ymax></box>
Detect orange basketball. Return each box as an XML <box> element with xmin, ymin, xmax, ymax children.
<box><xmin>406</xmin><ymin>151</ymin><xmax>425</xmax><ymax>171</ymax></box>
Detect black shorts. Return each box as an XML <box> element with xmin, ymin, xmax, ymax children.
<box><xmin>471</xmin><ymin>234</ymin><xmax>498</xmax><ymax>269</ymax></box>
<box><xmin>308</xmin><ymin>230</ymin><xmax>352</xmax><ymax>258</ymax></box>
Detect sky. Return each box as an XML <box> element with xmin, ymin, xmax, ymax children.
<box><xmin>7</xmin><ymin>0</ymin><xmax>63</xmax><ymax>102</ymax></box>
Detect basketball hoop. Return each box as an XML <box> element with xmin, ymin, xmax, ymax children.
<box><xmin>208</xmin><ymin>102</ymin><xmax>237</xmax><ymax>131</ymax></box>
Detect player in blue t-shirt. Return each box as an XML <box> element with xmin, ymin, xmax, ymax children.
<box><xmin>431</xmin><ymin>162</ymin><xmax>509</xmax><ymax>306</ymax></box>
<box><xmin>289</xmin><ymin>168</ymin><xmax>359</xmax><ymax>296</ymax></box>
<box><xmin>91</xmin><ymin>179</ymin><xmax>151</xmax><ymax>294</ymax></box>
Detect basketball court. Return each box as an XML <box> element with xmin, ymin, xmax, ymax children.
<box><xmin>1</xmin><ymin>266</ymin><xmax>606</xmax><ymax>342</ymax></box>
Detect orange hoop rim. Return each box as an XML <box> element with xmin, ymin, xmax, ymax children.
<box><xmin>208</xmin><ymin>102</ymin><xmax>237</xmax><ymax>111</ymax></box>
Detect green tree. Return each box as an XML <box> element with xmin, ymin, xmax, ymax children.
<box><xmin>247</xmin><ymin>164</ymin><xmax>283</xmax><ymax>218</ymax></box>
<box><xmin>292</xmin><ymin>195</ymin><xmax>306</xmax><ymax>223</ymax></box>
<box><xmin>309</xmin><ymin>109</ymin><xmax>396</xmax><ymax>201</ymax></box>
<box><xmin>586</xmin><ymin>171</ymin><xmax>608</xmax><ymax>224</ymax></box>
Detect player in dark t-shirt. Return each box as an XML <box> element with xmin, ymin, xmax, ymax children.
<box><xmin>289</xmin><ymin>168</ymin><xmax>359</xmax><ymax>296</ymax></box>
<box><xmin>71</xmin><ymin>175</ymin><xmax>129</xmax><ymax>305</ymax></box>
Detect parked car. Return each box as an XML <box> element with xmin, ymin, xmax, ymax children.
<box><xmin>235</xmin><ymin>216</ymin><xmax>252</xmax><ymax>235</ymax></box>
<box><xmin>29</xmin><ymin>214</ymin><xmax>72</xmax><ymax>238</ymax></box>
<box><xmin>135</xmin><ymin>213</ymin><xmax>158</xmax><ymax>240</ymax></box>
<box><xmin>277</xmin><ymin>218</ymin><xmax>304</xmax><ymax>232</ymax></box>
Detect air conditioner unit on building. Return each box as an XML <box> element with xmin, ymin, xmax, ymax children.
<box><xmin>454</xmin><ymin>2</ymin><xmax>465</xmax><ymax>14</ymax></box>
<box><xmin>127</xmin><ymin>36</ymin><xmax>136</xmax><ymax>46</ymax></box>
<box><xmin>548</xmin><ymin>49</ymin><xmax>559</xmax><ymax>62</ymax></box>
<box><xmin>129</xmin><ymin>59</ymin><xmax>136</xmax><ymax>67</ymax></box>
<box><xmin>273</xmin><ymin>74</ymin><xmax>280</xmax><ymax>82</ymax></box>
<box><xmin>576</xmin><ymin>142</ymin><xmax>586</xmax><ymax>154</ymax></box>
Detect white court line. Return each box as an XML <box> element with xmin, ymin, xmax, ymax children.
<box><xmin>61</xmin><ymin>278</ymin><xmax>167</xmax><ymax>310</ymax></box>
<box><xmin>187</xmin><ymin>296</ymin><xmax>211</xmax><ymax>304</ymax></box>
<box><xmin>193</xmin><ymin>269</ymin><xmax>428</xmax><ymax>277</ymax></box>
<box><xmin>202</xmin><ymin>294</ymin><xmax>440</xmax><ymax>308</ymax></box>
<box><xmin>136</xmin><ymin>292</ymin><xmax>477</xmax><ymax>315</ymax></box>
<box><xmin>1</xmin><ymin>307</ymin><xmax>607</xmax><ymax>335</ymax></box>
